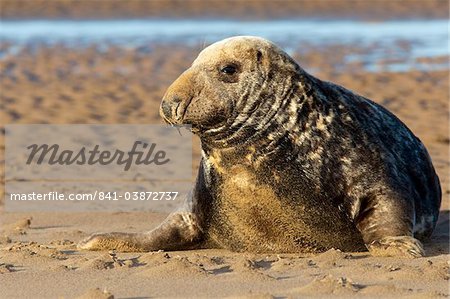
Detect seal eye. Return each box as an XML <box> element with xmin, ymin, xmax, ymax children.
<box><xmin>219</xmin><ymin>63</ymin><xmax>240</xmax><ymax>83</ymax></box>
<box><xmin>221</xmin><ymin>65</ymin><xmax>237</xmax><ymax>75</ymax></box>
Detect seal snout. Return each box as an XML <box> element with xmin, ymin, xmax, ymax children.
<box><xmin>160</xmin><ymin>71</ymin><xmax>194</xmax><ymax>124</ymax></box>
<box><xmin>160</xmin><ymin>94</ymin><xmax>184</xmax><ymax>123</ymax></box>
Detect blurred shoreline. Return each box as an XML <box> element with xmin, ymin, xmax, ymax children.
<box><xmin>0</xmin><ymin>1</ymin><xmax>449</xmax><ymax>298</ymax></box>
<box><xmin>0</xmin><ymin>19</ymin><xmax>448</xmax><ymax>74</ymax></box>
<box><xmin>1</xmin><ymin>0</ymin><xmax>448</xmax><ymax>20</ymax></box>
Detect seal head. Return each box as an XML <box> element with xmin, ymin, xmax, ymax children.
<box><xmin>160</xmin><ymin>36</ymin><xmax>302</xmax><ymax>144</ymax></box>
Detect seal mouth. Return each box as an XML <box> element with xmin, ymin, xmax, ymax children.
<box><xmin>177</xmin><ymin>96</ymin><xmax>193</xmax><ymax>123</ymax></box>
<box><xmin>160</xmin><ymin>95</ymin><xmax>193</xmax><ymax>125</ymax></box>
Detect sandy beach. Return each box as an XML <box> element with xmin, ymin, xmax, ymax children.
<box><xmin>0</xmin><ymin>1</ymin><xmax>449</xmax><ymax>298</ymax></box>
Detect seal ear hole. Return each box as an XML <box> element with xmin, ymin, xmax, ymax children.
<box><xmin>256</xmin><ymin>50</ymin><xmax>263</xmax><ymax>63</ymax></box>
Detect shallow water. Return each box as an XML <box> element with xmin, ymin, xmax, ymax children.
<box><xmin>0</xmin><ymin>19</ymin><xmax>448</xmax><ymax>72</ymax></box>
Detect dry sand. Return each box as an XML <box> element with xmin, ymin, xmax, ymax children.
<box><xmin>0</xmin><ymin>4</ymin><xmax>449</xmax><ymax>297</ymax></box>
<box><xmin>0</xmin><ymin>210</ymin><xmax>448</xmax><ymax>298</ymax></box>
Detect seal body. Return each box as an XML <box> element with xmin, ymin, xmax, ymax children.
<box><xmin>79</xmin><ymin>36</ymin><xmax>441</xmax><ymax>257</ymax></box>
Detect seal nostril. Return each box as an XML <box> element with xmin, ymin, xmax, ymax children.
<box><xmin>161</xmin><ymin>95</ymin><xmax>184</xmax><ymax>120</ymax></box>
<box><xmin>161</xmin><ymin>101</ymin><xmax>172</xmax><ymax>117</ymax></box>
<box><xmin>172</xmin><ymin>95</ymin><xmax>182</xmax><ymax>104</ymax></box>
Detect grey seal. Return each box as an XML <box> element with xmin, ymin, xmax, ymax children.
<box><xmin>79</xmin><ymin>36</ymin><xmax>441</xmax><ymax>257</ymax></box>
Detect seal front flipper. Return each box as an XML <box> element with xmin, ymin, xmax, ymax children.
<box><xmin>77</xmin><ymin>212</ymin><xmax>203</xmax><ymax>252</ymax></box>
<box><xmin>78</xmin><ymin>161</ymin><xmax>212</xmax><ymax>252</ymax></box>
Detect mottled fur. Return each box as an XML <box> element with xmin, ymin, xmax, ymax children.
<box><xmin>79</xmin><ymin>36</ymin><xmax>441</xmax><ymax>257</ymax></box>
